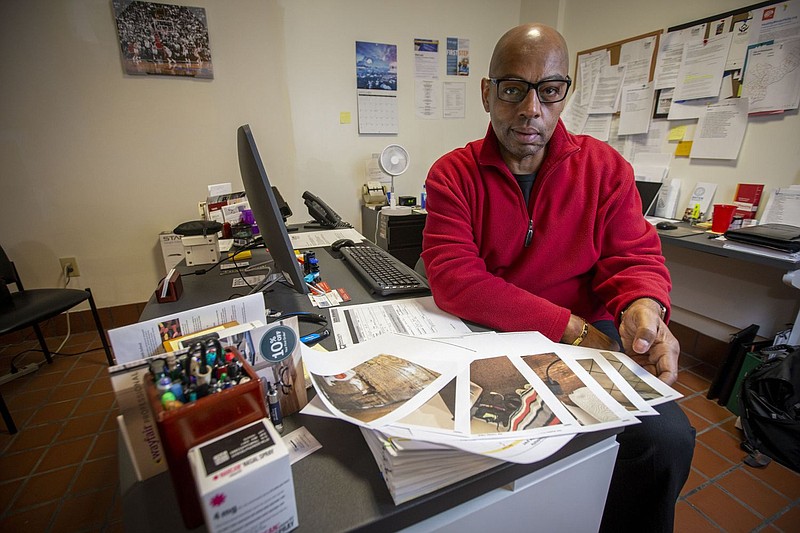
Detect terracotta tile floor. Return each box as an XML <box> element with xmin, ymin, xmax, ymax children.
<box><xmin>0</xmin><ymin>331</ymin><xmax>798</xmax><ymax>531</ymax></box>
<box><xmin>0</xmin><ymin>331</ymin><xmax>122</xmax><ymax>532</ymax></box>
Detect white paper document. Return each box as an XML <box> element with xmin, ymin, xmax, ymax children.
<box><xmin>561</xmin><ymin>92</ymin><xmax>589</xmax><ymax>134</ymax></box>
<box><xmin>583</xmin><ymin>114</ymin><xmax>613</xmax><ymax>141</ymax></box>
<box><xmin>690</xmin><ymin>97</ymin><xmax>750</xmax><ymax>160</ymax></box>
<box><xmin>588</xmin><ymin>64</ymin><xmax>627</xmax><ymax>114</ymax></box>
<box><xmin>415</xmin><ymin>79</ymin><xmax>441</xmax><ymax>119</ymax></box>
<box><xmin>619</xmin><ymin>83</ymin><xmax>655</xmax><ymax>135</ymax></box>
<box><xmin>578</xmin><ymin>49</ymin><xmax>610</xmax><ymax>105</ymax></box>
<box><xmin>443</xmin><ymin>82</ymin><xmax>466</xmax><ymax>119</ymax></box>
<box><xmin>301</xmin><ymin>331</ymin><xmax>677</xmax><ymax>442</ymax></box>
<box><xmin>742</xmin><ymin>38</ymin><xmax>800</xmax><ymax>114</ymax></box>
<box><xmin>761</xmin><ymin>186</ymin><xmax>800</xmax><ymax>226</ymax></box>
<box><xmin>327</xmin><ymin>296</ymin><xmax>471</xmax><ymax>349</ymax></box>
<box><xmin>619</xmin><ymin>35</ymin><xmax>657</xmax><ymax>87</ymax></box>
<box><xmin>413</xmin><ymin>38</ymin><xmax>439</xmax><ymax>79</ymax></box>
<box><xmin>288</xmin><ymin>228</ymin><xmax>364</xmax><ymax>249</ymax></box>
<box><xmin>107</xmin><ymin>294</ymin><xmax>267</xmax><ymax>364</ymax></box>
<box><xmin>654</xmin><ymin>24</ymin><xmax>706</xmax><ymax>89</ymax></box>
<box><xmin>673</xmin><ymin>33</ymin><xmax>733</xmax><ymax>102</ymax></box>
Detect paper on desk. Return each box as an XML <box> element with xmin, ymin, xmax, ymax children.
<box><xmin>761</xmin><ymin>186</ymin><xmax>800</xmax><ymax>226</ymax></box>
<box><xmin>107</xmin><ymin>293</ymin><xmax>266</xmax><ymax>364</ymax></box>
<box><xmin>283</xmin><ymin>426</ymin><xmax>322</xmax><ymax>464</ymax></box>
<box><xmin>328</xmin><ymin>295</ymin><xmax>471</xmax><ymax>349</ymax></box>
<box><xmin>300</xmin><ymin>331</ymin><xmax>667</xmax><ymax>444</ymax></box>
<box><xmin>289</xmin><ymin>228</ymin><xmax>365</xmax><ymax>249</ymax></box>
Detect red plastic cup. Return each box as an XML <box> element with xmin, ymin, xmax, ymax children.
<box><xmin>711</xmin><ymin>204</ymin><xmax>737</xmax><ymax>233</ymax></box>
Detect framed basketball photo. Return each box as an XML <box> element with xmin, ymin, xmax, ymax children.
<box><xmin>112</xmin><ymin>0</ymin><xmax>214</xmax><ymax>79</ymax></box>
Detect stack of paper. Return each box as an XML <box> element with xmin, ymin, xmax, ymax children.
<box><xmin>360</xmin><ymin>428</ymin><xmax>504</xmax><ymax>505</ymax></box>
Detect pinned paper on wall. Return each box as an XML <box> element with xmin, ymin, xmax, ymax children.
<box><xmin>355</xmin><ymin>41</ymin><xmax>399</xmax><ymax>134</ymax></box>
<box><xmin>668</xmin><ymin>125</ymin><xmax>687</xmax><ymax>141</ymax></box>
<box><xmin>675</xmin><ymin>141</ymin><xmax>693</xmax><ymax>156</ymax></box>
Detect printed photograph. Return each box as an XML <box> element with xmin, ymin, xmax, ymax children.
<box><xmin>113</xmin><ymin>0</ymin><xmax>214</xmax><ymax>78</ymax></box>
<box><xmin>397</xmin><ymin>378</ymin><xmax>457</xmax><ymax>431</ymax></box>
<box><xmin>576</xmin><ymin>357</ymin><xmax>638</xmax><ymax>411</ymax></box>
<box><xmin>521</xmin><ymin>353</ymin><xmax>618</xmax><ymax>425</ymax></box>
<box><xmin>158</xmin><ymin>318</ymin><xmax>181</xmax><ymax>341</ymax></box>
<box><xmin>356</xmin><ymin>41</ymin><xmax>398</xmax><ymax>91</ymax></box>
<box><xmin>312</xmin><ymin>354</ymin><xmax>439</xmax><ymax>423</ymax></box>
<box><xmin>469</xmin><ymin>356</ymin><xmax>560</xmax><ymax>434</ymax></box>
<box><xmin>599</xmin><ymin>351</ymin><xmax>664</xmax><ymax>401</ymax></box>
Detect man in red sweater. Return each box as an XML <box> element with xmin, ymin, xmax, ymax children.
<box><xmin>422</xmin><ymin>24</ymin><xmax>694</xmax><ymax>532</ymax></box>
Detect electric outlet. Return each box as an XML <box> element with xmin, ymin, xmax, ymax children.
<box><xmin>59</xmin><ymin>257</ymin><xmax>80</xmax><ymax>277</ymax></box>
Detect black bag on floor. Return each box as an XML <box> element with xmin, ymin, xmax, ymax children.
<box><xmin>739</xmin><ymin>345</ymin><xmax>800</xmax><ymax>473</ymax></box>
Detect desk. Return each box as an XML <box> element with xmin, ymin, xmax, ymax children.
<box><xmin>127</xmin><ymin>234</ymin><xmax>619</xmax><ymax>532</ymax></box>
<box><xmin>657</xmin><ymin>223</ymin><xmax>800</xmax><ymax>344</ymax></box>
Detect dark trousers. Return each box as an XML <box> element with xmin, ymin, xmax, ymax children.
<box><xmin>593</xmin><ymin>320</ymin><xmax>696</xmax><ymax>532</ymax></box>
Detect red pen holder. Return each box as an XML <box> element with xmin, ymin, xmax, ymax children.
<box><xmin>145</xmin><ymin>348</ymin><xmax>268</xmax><ymax>529</ymax></box>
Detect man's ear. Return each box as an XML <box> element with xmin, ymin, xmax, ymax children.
<box><xmin>480</xmin><ymin>78</ymin><xmax>491</xmax><ymax>112</ymax></box>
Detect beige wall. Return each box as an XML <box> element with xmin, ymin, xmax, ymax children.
<box><xmin>0</xmin><ymin>0</ymin><xmax>519</xmax><ymax>308</ymax></box>
<box><xmin>2</xmin><ymin>0</ymin><xmax>797</xmax><ymax>338</ymax></box>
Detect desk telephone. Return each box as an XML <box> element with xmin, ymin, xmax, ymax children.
<box><xmin>302</xmin><ymin>190</ymin><xmax>351</xmax><ymax>228</ymax></box>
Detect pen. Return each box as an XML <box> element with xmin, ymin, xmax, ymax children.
<box><xmin>267</xmin><ymin>381</ymin><xmax>283</xmax><ymax>433</ymax></box>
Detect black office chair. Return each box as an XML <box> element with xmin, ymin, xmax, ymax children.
<box><xmin>0</xmin><ymin>245</ymin><xmax>114</xmax><ymax>433</ymax></box>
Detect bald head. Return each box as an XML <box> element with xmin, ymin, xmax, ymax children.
<box><xmin>489</xmin><ymin>24</ymin><xmax>569</xmax><ymax>78</ymax></box>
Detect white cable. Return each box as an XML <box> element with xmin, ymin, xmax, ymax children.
<box><xmin>54</xmin><ymin>262</ymin><xmax>73</xmax><ymax>355</ymax></box>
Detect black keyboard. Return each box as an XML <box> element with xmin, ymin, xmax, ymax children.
<box><xmin>339</xmin><ymin>245</ymin><xmax>430</xmax><ymax>296</ymax></box>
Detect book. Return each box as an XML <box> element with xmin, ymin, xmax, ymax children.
<box><xmin>732</xmin><ymin>183</ymin><xmax>765</xmax><ymax>220</ymax></box>
<box><xmin>682</xmin><ymin>182</ymin><xmax>717</xmax><ymax>223</ymax></box>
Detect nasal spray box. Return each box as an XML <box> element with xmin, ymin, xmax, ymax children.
<box><xmin>188</xmin><ymin>418</ymin><xmax>298</xmax><ymax>533</ymax></box>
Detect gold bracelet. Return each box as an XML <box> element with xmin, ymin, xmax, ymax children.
<box><xmin>572</xmin><ymin>320</ymin><xmax>589</xmax><ymax>346</ymax></box>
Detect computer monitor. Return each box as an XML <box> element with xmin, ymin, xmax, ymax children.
<box><xmin>237</xmin><ymin>124</ymin><xmax>309</xmax><ymax>295</ymax></box>
<box><xmin>634</xmin><ymin>180</ymin><xmax>663</xmax><ymax>217</ymax></box>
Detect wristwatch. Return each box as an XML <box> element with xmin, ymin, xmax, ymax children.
<box><xmin>620</xmin><ymin>297</ymin><xmax>667</xmax><ymax>321</ymax></box>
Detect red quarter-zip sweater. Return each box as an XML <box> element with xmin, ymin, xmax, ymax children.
<box><xmin>421</xmin><ymin>120</ymin><xmax>671</xmax><ymax>341</ymax></box>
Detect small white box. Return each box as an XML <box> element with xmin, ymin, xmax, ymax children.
<box><xmin>159</xmin><ymin>232</ymin><xmax>185</xmax><ymax>272</ymax></box>
<box><xmin>182</xmin><ymin>234</ymin><xmax>219</xmax><ymax>266</ymax></box>
<box><xmin>188</xmin><ymin>418</ymin><xmax>298</xmax><ymax>533</ymax></box>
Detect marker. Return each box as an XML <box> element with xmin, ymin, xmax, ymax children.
<box><xmin>267</xmin><ymin>381</ymin><xmax>283</xmax><ymax>433</ymax></box>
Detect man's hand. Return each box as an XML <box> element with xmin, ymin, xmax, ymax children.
<box><xmin>618</xmin><ymin>298</ymin><xmax>680</xmax><ymax>385</ymax></box>
<box><xmin>561</xmin><ymin>315</ymin><xmax>620</xmax><ymax>351</ymax></box>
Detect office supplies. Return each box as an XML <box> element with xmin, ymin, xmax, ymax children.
<box><xmin>188</xmin><ymin>418</ymin><xmax>297</xmax><ymax>533</ymax></box>
<box><xmin>181</xmin><ymin>234</ymin><xmax>220</xmax><ymax>266</ymax></box>
<box><xmin>145</xmin><ymin>346</ymin><xmax>268</xmax><ymax>529</ymax></box>
<box><xmin>362</xmin><ymin>180</ymin><xmax>387</xmax><ymax>207</ymax></box>
<box><xmin>634</xmin><ymin>180</ymin><xmax>663</xmax><ymax>216</ymax></box>
<box><xmin>267</xmin><ymin>381</ymin><xmax>284</xmax><ymax>432</ymax></box>
<box><xmin>339</xmin><ymin>244</ymin><xmax>429</xmax><ymax>296</ymax></box>
<box><xmin>237</xmin><ymin>124</ymin><xmax>310</xmax><ymax>295</ymax></box>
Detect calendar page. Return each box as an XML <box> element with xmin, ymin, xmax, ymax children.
<box><xmin>357</xmin><ymin>92</ymin><xmax>399</xmax><ymax>134</ymax></box>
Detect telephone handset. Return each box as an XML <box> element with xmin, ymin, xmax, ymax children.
<box><xmin>302</xmin><ymin>191</ymin><xmax>351</xmax><ymax>228</ymax></box>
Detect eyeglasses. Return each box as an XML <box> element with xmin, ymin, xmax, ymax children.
<box><xmin>490</xmin><ymin>77</ymin><xmax>571</xmax><ymax>104</ymax></box>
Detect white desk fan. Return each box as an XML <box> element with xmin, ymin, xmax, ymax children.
<box><xmin>379</xmin><ymin>144</ymin><xmax>412</xmax><ymax>215</ymax></box>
